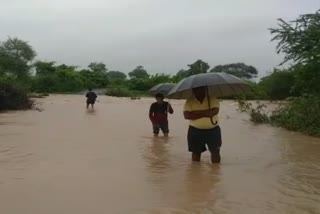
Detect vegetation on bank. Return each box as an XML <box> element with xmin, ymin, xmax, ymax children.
<box><xmin>0</xmin><ymin>76</ymin><xmax>34</xmax><ymax>111</ymax></box>
<box><xmin>0</xmin><ymin>38</ymin><xmax>35</xmax><ymax>111</ymax></box>
<box><xmin>238</xmin><ymin>10</ymin><xmax>320</xmax><ymax>136</ymax></box>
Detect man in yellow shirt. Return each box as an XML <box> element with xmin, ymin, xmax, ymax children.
<box><xmin>183</xmin><ymin>86</ymin><xmax>222</xmax><ymax>163</ymax></box>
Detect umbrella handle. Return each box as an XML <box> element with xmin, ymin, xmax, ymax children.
<box><xmin>206</xmin><ymin>87</ymin><xmax>217</xmax><ymax>126</ymax></box>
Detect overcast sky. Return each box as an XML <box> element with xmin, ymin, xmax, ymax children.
<box><xmin>0</xmin><ymin>0</ymin><xmax>319</xmax><ymax>77</ymax></box>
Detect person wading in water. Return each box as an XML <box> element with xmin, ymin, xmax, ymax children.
<box><xmin>86</xmin><ymin>88</ymin><xmax>97</xmax><ymax>109</ymax></box>
<box><xmin>149</xmin><ymin>93</ymin><xmax>174</xmax><ymax>137</ymax></box>
<box><xmin>183</xmin><ymin>86</ymin><xmax>222</xmax><ymax>163</ymax></box>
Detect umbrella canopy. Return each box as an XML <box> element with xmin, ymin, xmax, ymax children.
<box><xmin>167</xmin><ymin>72</ymin><xmax>250</xmax><ymax>99</ymax></box>
<box><xmin>149</xmin><ymin>83</ymin><xmax>176</xmax><ymax>96</ymax></box>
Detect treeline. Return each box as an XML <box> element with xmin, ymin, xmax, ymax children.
<box><xmin>34</xmin><ymin>60</ymin><xmax>299</xmax><ymax>100</ymax></box>
<box><xmin>0</xmin><ymin>37</ymin><xmax>301</xmax><ymax>111</ymax></box>
<box><xmin>0</xmin><ymin>35</ymin><xmax>299</xmax><ymax>101</ymax></box>
<box><xmin>31</xmin><ymin>58</ymin><xmax>299</xmax><ymax>101</ymax></box>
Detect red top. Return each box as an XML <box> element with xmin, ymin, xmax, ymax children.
<box><xmin>149</xmin><ymin>102</ymin><xmax>173</xmax><ymax>124</ymax></box>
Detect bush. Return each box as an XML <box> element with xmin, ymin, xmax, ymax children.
<box><xmin>105</xmin><ymin>87</ymin><xmax>148</xmax><ymax>98</ymax></box>
<box><xmin>250</xmin><ymin>104</ymin><xmax>269</xmax><ymax>124</ymax></box>
<box><xmin>237</xmin><ymin>95</ymin><xmax>320</xmax><ymax>136</ymax></box>
<box><xmin>105</xmin><ymin>87</ymin><xmax>134</xmax><ymax>97</ymax></box>
<box><xmin>237</xmin><ymin>100</ymin><xmax>269</xmax><ymax>124</ymax></box>
<box><xmin>259</xmin><ymin>69</ymin><xmax>297</xmax><ymax>100</ymax></box>
<box><xmin>0</xmin><ymin>77</ymin><xmax>33</xmax><ymax>111</ymax></box>
<box><xmin>270</xmin><ymin>95</ymin><xmax>320</xmax><ymax>136</ymax></box>
<box><xmin>32</xmin><ymin>69</ymin><xmax>85</xmax><ymax>93</ymax></box>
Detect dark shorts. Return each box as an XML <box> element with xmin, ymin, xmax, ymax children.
<box><xmin>188</xmin><ymin>125</ymin><xmax>222</xmax><ymax>154</ymax></box>
<box><xmin>153</xmin><ymin>122</ymin><xmax>169</xmax><ymax>134</ymax></box>
<box><xmin>87</xmin><ymin>100</ymin><xmax>95</xmax><ymax>104</ymax></box>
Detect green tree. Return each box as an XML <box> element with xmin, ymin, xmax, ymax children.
<box><xmin>270</xmin><ymin>10</ymin><xmax>320</xmax><ymax>65</ymax></box>
<box><xmin>56</xmin><ymin>64</ymin><xmax>77</xmax><ymax>71</ymax></box>
<box><xmin>0</xmin><ymin>37</ymin><xmax>36</xmax><ymax>79</ymax></box>
<box><xmin>188</xmin><ymin>59</ymin><xmax>210</xmax><ymax>75</ymax></box>
<box><xmin>270</xmin><ymin>10</ymin><xmax>320</xmax><ymax>94</ymax></box>
<box><xmin>88</xmin><ymin>62</ymin><xmax>107</xmax><ymax>73</ymax></box>
<box><xmin>174</xmin><ymin>69</ymin><xmax>190</xmax><ymax>81</ymax></box>
<box><xmin>34</xmin><ymin>61</ymin><xmax>56</xmax><ymax>75</ymax></box>
<box><xmin>129</xmin><ymin>65</ymin><xmax>149</xmax><ymax>79</ymax></box>
<box><xmin>259</xmin><ymin>69</ymin><xmax>296</xmax><ymax>100</ymax></box>
<box><xmin>245</xmin><ymin>81</ymin><xmax>268</xmax><ymax>100</ymax></box>
<box><xmin>106</xmin><ymin>71</ymin><xmax>126</xmax><ymax>80</ymax></box>
<box><xmin>210</xmin><ymin>63</ymin><xmax>258</xmax><ymax>79</ymax></box>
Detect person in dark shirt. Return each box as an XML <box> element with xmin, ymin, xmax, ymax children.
<box><xmin>149</xmin><ymin>93</ymin><xmax>174</xmax><ymax>137</ymax></box>
<box><xmin>86</xmin><ymin>88</ymin><xmax>97</xmax><ymax>109</ymax></box>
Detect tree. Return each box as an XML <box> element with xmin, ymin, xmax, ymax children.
<box><xmin>174</xmin><ymin>69</ymin><xmax>190</xmax><ymax>80</ymax></box>
<box><xmin>34</xmin><ymin>61</ymin><xmax>56</xmax><ymax>75</ymax></box>
<box><xmin>210</xmin><ymin>63</ymin><xmax>258</xmax><ymax>79</ymax></box>
<box><xmin>187</xmin><ymin>59</ymin><xmax>210</xmax><ymax>75</ymax></box>
<box><xmin>270</xmin><ymin>10</ymin><xmax>320</xmax><ymax>65</ymax></box>
<box><xmin>270</xmin><ymin>10</ymin><xmax>320</xmax><ymax>94</ymax></box>
<box><xmin>0</xmin><ymin>37</ymin><xmax>36</xmax><ymax>79</ymax></box>
<box><xmin>106</xmin><ymin>71</ymin><xmax>126</xmax><ymax>80</ymax></box>
<box><xmin>88</xmin><ymin>62</ymin><xmax>107</xmax><ymax>73</ymax></box>
<box><xmin>259</xmin><ymin>69</ymin><xmax>296</xmax><ymax>100</ymax></box>
<box><xmin>128</xmin><ymin>65</ymin><xmax>149</xmax><ymax>79</ymax></box>
<box><xmin>56</xmin><ymin>64</ymin><xmax>77</xmax><ymax>71</ymax></box>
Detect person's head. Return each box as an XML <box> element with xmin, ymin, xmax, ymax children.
<box><xmin>155</xmin><ymin>93</ymin><xmax>164</xmax><ymax>103</ymax></box>
<box><xmin>192</xmin><ymin>86</ymin><xmax>206</xmax><ymax>100</ymax></box>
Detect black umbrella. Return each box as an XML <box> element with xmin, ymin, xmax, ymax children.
<box><xmin>167</xmin><ymin>72</ymin><xmax>250</xmax><ymax>125</ymax></box>
<box><xmin>149</xmin><ymin>83</ymin><xmax>176</xmax><ymax>96</ymax></box>
<box><xmin>167</xmin><ymin>72</ymin><xmax>249</xmax><ymax>99</ymax></box>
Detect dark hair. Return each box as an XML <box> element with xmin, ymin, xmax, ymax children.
<box><xmin>155</xmin><ymin>93</ymin><xmax>164</xmax><ymax>98</ymax></box>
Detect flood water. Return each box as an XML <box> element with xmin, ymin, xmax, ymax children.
<box><xmin>1</xmin><ymin>95</ymin><xmax>320</xmax><ymax>214</ymax></box>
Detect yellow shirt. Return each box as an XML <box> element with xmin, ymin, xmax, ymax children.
<box><xmin>183</xmin><ymin>97</ymin><xmax>220</xmax><ymax>129</ymax></box>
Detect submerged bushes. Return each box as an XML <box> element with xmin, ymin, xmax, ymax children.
<box><xmin>270</xmin><ymin>96</ymin><xmax>320</xmax><ymax>136</ymax></box>
<box><xmin>238</xmin><ymin>96</ymin><xmax>320</xmax><ymax>136</ymax></box>
<box><xmin>0</xmin><ymin>77</ymin><xmax>33</xmax><ymax>111</ymax></box>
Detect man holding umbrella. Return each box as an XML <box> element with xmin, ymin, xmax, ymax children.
<box><xmin>183</xmin><ymin>86</ymin><xmax>221</xmax><ymax>163</ymax></box>
<box><xmin>167</xmin><ymin>72</ymin><xmax>250</xmax><ymax>164</ymax></box>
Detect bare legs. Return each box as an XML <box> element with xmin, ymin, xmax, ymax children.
<box><xmin>211</xmin><ymin>150</ymin><xmax>221</xmax><ymax>163</ymax></box>
<box><xmin>192</xmin><ymin>150</ymin><xmax>221</xmax><ymax>163</ymax></box>
<box><xmin>192</xmin><ymin>153</ymin><xmax>201</xmax><ymax>162</ymax></box>
<box><xmin>86</xmin><ymin>103</ymin><xmax>94</xmax><ymax>109</ymax></box>
<box><xmin>153</xmin><ymin>133</ymin><xmax>168</xmax><ymax>137</ymax></box>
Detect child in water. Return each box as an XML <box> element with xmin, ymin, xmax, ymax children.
<box><xmin>149</xmin><ymin>93</ymin><xmax>174</xmax><ymax>137</ymax></box>
<box><xmin>86</xmin><ymin>88</ymin><xmax>97</xmax><ymax>109</ymax></box>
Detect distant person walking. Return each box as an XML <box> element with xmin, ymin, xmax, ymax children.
<box><xmin>86</xmin><ymin>88</ymin><xmax>97</xmax><ymax>109</ymax></box>
<box><xmin>149</xmin><ymin>93</ymin><xmax>174</xmax><ymax>137</ymax></box>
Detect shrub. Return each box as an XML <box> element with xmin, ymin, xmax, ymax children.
<box><xmin>270</xmin><ymin>95</ymin><xmax>320</xmax><ymax>136</ymax></box>
<box><xmin>0</xmin><ymin>77</ymin><xmax>33</xmax><ymax>111</ymax></box>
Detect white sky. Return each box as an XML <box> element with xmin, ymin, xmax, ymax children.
<box><xmin>0</xmin><ymin>0</ymin><xmax>319</xmax><ymax>77</ymax></box>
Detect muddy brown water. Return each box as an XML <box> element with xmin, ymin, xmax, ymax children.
<box><xmin>0</xmin><ymin>95</ymin><xmax>320</xmax><ymax>214</ymax></box>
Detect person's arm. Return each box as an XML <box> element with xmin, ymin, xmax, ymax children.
<box><xmin>168</xmin><ymin>103</ymin><xmax>174</xmax><ymax>114</ymax></box>
<box><xmin>149</xmin><ymin>104</ymin><xmax>155</xmax><ymax>122</ymax></box>
<box><xmin>183</xmin><ymin>108</ymin><xmax>219</xmax><ymax>120</ymax></box>
<box><xmin>183</xmin><ymin>97</ymin><xmax>220</xmax><ymax>120</ymax></box>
